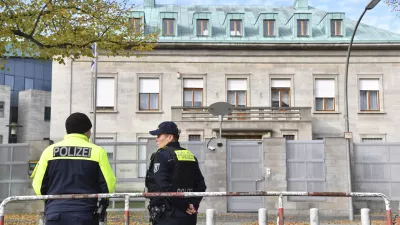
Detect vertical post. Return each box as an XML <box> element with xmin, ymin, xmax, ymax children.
<box><xmin>278</xmin><ymin>195</ymin><xmax>284</xmax><ymax>225</ymax></box>
<box><xmin>386</xmin><ymin>208</ymin><xmax>392</xmax><ymax>225</ymax></box>
<box><xmin>218</xmin><ymin>115</ymin><xmax>222</xmax><ymax>139</ymax></box>
<box><xmin>361</xmin><ymin>208</ymin><xmax>371</xmax><ymax>225</ymax></box>
<box><xmin>310</xmin><ymin>208</ymin><xmax>319</xmax><ymax>225</ymax></box>
<box><xmin>124</xmin><ymin>195</ymin><xmax>130</xmax><ymax>225</ymax></box>
<box><xmin>0</xmin><ymin>203</ymin><xmax>5</xmax><ymax>225</ymax></box>
<box><xmin>206</xmin><ymin>208</ymin><xmax>216</xmax><ymax>225</ymax></box>
<box><xmin>92</xmin><ymin>42</ymin><xmax>98</xmax><ymax>144</ymax></box>
<box><xmin>258</xmin><ymin>208</ymin><xmax>268</xmax><ymax>225</ymax></box>
<box><xmin>8</xmin><ymin>146</ymin><xmax>13</xmax><ymax>197</ymax></box>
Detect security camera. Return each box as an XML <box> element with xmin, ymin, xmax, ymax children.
<box><xmin>207</xmin><ymin>146</ymin><xmax>216</xmax><ymax>151</ymax></box>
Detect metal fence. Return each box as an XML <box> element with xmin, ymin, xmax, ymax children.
<box><xmin>95</xmin><ymin>140</ymin><xmax>207</xmax><ymax>211</ymax></box>
<box><xmin>0</xmin><ymin>144</ymin><xmax>30</xmax><ymax>200</ymax></box>
<box><xmin>354</xmin><ymin>142</ymin><xmax>400</xmax><ymax>201</ymax></box>
<box><xmin>286</xmin><ymin>140</ymin><xmax>326</xmax><ymax>201</ymax></box>
<box><xmin>0</xmin><ymin>191</ymin><xmax>393</xmax><ymax>225</ymax></box>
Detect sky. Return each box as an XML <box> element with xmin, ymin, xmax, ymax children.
<box><xmin>128</xmin><ymin>0</ymin><xmax>400</xmax><ymax>34</ymax></box>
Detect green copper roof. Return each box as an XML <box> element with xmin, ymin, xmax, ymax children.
<box><xmin>131</xmin><ymin>3</ymin><xmax>400</xmax><ymax>44</ymax></box>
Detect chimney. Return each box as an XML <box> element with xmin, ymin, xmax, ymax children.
<box><xmin>144</xmin><ymin>0</ymin><xmax>155</xmax><ymax>7</ymax></box>
<box><xmin>293</xmin><ymin>0</ymin><xmax>308</xmax><ymax>10</ymax></box>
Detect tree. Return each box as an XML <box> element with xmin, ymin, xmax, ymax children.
<box><xmin>0</xmin><ymin>0</ymin><xmax>159</xmax><ymax>70</ymax></box>
<box><xmin>386</xmin><ymin>0</ymin><xmax>400</xmax><ymax>13</ymax></box>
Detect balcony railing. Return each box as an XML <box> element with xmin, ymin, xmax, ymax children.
<box><xmin>171</xmin><ymin>106</ymin><xmax>312</xmax><ymax>122</ymax></box>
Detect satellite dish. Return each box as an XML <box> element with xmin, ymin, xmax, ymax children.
<box><xmin>208</xmin><ymin>102</ymin><xmax>233</xmax><ymax>117</ymax></box>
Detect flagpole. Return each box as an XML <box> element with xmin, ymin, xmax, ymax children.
<box><xmin>93</xmin><ymin>42</ymin><xmax>98</xmax><ymax>144</ymax></box>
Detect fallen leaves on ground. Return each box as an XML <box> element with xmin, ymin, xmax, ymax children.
<box><xmin>3</xmin><ymin>213</ymin><xmax>391</xmax><ymax>225</ymax></box>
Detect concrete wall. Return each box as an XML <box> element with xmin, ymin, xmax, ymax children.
<box><xmin>0</xmin><ymin>85</ymin><xmax>11</xmax><ymax>143</ymax></box>
<box><xmin>50</xmin><ymin>49</ymin><xmax>400</xmax><ymax>143</ymax></box>
<box><xmin>18</xmin><ymin>90</ymin><xmax>51</xmax><ymax>142</ymax></box>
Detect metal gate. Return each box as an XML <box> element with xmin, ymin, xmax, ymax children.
<box><xmin>227</xmin><ymin>140</ymin><xmax>264</xmax><ymax>212</ymax></box>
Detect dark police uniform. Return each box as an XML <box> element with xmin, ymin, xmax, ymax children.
<box><xmin>31</xmin><ymin>113</ymin><xmax>116</xmax><ymax>225</ymax></box>
<box><xmin>146</xmin><ymin>122</ymin><xmax>207</xmax><ymax>225</ymax></box>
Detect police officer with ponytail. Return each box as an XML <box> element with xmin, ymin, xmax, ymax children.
<box><xmin>146</xmin><ymin>121</ymin><xmax>207</xmax><ymax>225</ymax></box>
<box><xmin>31</xmin><ymin>112</ymin><xmax>116</xmax><ymax>225</ymax></box>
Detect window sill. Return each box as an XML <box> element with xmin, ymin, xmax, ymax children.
<box><xmin>136</xmin><ymin>111</ymin><xmax>164</xmax><ymax>114</ymax></box>
<box><xmin>358</xmin><ymin>111</ymin><xmax>386</xmax><ymax>114</ymax></box>
<box><xmin>313</xmin><ymin>111</ymin><xmax>341</xmax><ymax>114</ymax></box>
<box><xmin>90</xmin><ymin>110</ymin><xmax>119</xmax><ymax>114</ymax></box>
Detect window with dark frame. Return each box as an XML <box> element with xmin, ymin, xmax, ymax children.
<box><xmin>297</xmin><ymin>19</ymin><xmax>309</xmax><ymax>37</ymax></box>
<box><xmin>331</xmin><ymin>19</ymin><xmax>343</xmax><ymax>36</ymax></box>
<box><xmin>283</xmin><ymin>135</ymin><xmax>295</xmax><ymax>140</ymax></box>
<box><xmin>230</xmin><ymin>19</ymin><xmax>242</xmax><ymax>36</ymax></box>
<box><xmin>44</xmin><ymin>107</ymin><xmax>51</xmax><ymax>121</ymax></box>
<box><xmin>263</xmin><ymin>19</ymin><xmax>275</xmax><ymax>37</ymax></box>
<box><xmin>196</xmin><ymin>19</ymin><xmax>209</xmax><ymax>36</ymax></box>
<box><xmin>162</xmin><ymin>18</ymin><xmax>175</xmax><ymax>36</ymax></box>
<box><xmin>0</xmin><ymin>102</ymin><xmax>4</xmax><ymax>118</ymax></box>
<box><xmin>189</xmin><ymin>135</ymin><xmax>201</xmax><ymax>141</ymax></box>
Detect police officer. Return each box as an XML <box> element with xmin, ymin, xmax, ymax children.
<box><xmin>146</xmin><ymin>121</ymin><xmax>207</xmax><ymax>225</ymax></box>
<box><xmin>31</xmin><ymin>112</ymin><xmax>116</xmax><ymax>225</ymax></box>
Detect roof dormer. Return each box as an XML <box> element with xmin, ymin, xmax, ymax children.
<box><xmin>255</xmin><ymin>13</ymin><xmax>279</xmax><ymax>38</ymax></box>
<box><xmin>318</xmin><ymin>13</ymin><xmax>345</xmax><ymax>37</ymax></box>
<box><xmin>223</xmin><ymin>13</ymin><xmax>245</xmax><ymax>38</ymax></box>
<box><xmin>192</xmin><ymin>12</ymin><xmax>212</xmax><ymax>37</ymax></box>
<box><xmin>286</xmin><ymin>13</ymin><xmax>312</xmax><ymax>38</ymax></box>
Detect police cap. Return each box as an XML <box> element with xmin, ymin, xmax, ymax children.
<box><xmin>149</xmin><ymin>121</ymin><xmax>180</xmax><ymax>136</ymax></box>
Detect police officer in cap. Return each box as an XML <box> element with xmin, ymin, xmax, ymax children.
<box><xmin>146</xmin><ymin>121</ymin><xmax>207</xmax><ymax>225</ymax></box>
<box><xmin>31</xmin><ymin>112</ymin><xmax>116</xmax><ymax>225</ymax></box>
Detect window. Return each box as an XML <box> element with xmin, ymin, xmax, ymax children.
<box><xmin>25</xmin><ymin>78</ymin><xmax>34</xmax><ymax>90</ymax></box>
<box><xmin>183</xmin><ymin>79</ymin><xmax>203</xmax><ymax>107</ymax></box>
<box><xmin>263</xmin><ymin>20</ymin><xmax>275</xmax><ymax>37</ymax></box>
<box><xmin>196</xmin><ymin>19</ymin><xmax>209</xmax><ymax>36</ymax></box>
<box><xmin>5</xmin><ymin>75</ymin><xmax>14</xmax><ymax>90</ymax></box>
<box><xmin>283</xmin><ymin>135</ymin><xmax>295</xmax><ymax>140</ymax></box>
<box><xmin>130</xmin><ymin>18</ymin><xmax>142</xmax><ymax>33</ymax></box>
<box><xmin>0</xmin><ymin>102</ymin><xmax>4</xmax><ymax>118</ymax></box>
<box><xmin>227</xmin><ymin>79</ymin><xmax>246</xmax><ymax>107</ymax></box>
<box><xmin>331</xmin><ymin>19</ymin><xmax>343</xmax><ymax>36</ymax></box>
<box><xmin>139</xmin><ymin>78</ymin><xmax>159</xmax><ymax>110</ymax></box>
<box><xmin>0</xmin><ymin>135</ymin><xmax>3</xmax><ymax>144</ymax></box>
<box><xmin>362</xmin><ymin>138</ymin><xmax>383</xmax><ymax>143</ymax></box>
<box><xmin>162</xmin><ymin>19</ymin><xmax>175</xmax><ymax>36</ymax></box>
<box><xmin>44</xmin><ymin>107</ymin><xmax>51</xmax><ymax>121</ymax></box>
<box><xmin>297</xmin><ymin>19</ymin><xmax>309</xmax><ymax>37</ymax></box>
<box><xmin>230</xmin><ymin>20</ymin><xmax>242</xmax><ymax>36</ymax></box>
<box><xmin>189</xmin><ymin>135</ymin><xmax>201</xmax><ymax>141</ymax></box>
<box><xmin>315</xmin><ymin>79</ymin><xmax>335</xmax><ymax>111</ymax></box>
<box><xmin>271</xmin><ymin>79</ymin><xmax>290</xmax><ymax>107</ymax></box>
<box><xmin>96</xmin><ymin>77</ymin><xmax>116</xmax><ymax>111</ymax></box>
<box><xmin>359</xmin><ymin>79</ymin><xmax>379</xmax><ymax>111</ymax></box>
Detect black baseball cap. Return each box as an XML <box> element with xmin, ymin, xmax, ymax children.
<box><xmin>149</xmin><ymin>121</ymin><xmax>180</xmax><ymax>135</ymax></box>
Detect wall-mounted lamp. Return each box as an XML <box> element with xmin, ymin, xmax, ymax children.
<box><xmin>176</xmin><ymin>71</ymin><xmax>181</xmax><ymax>79</ymax></box>
<box><xmin>7</xmin><ymin>123</ymin><xmax>22</xmax><ymax>135</ymax></box>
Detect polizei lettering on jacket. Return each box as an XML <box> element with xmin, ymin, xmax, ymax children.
<box><xmin>53</xmin><ymin>146</ymin><xmax>92</xmax><ymax>158</ymax></box>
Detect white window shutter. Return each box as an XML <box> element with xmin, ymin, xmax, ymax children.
<box><xmin>140</xmin><ymin>78</ymin><xmax>159</xmax><ymax>93</ymax></box>
<box><xmin>184</xmin><ymin>79</ymin><xmax>203</xmax><ymax>88</ymax></box>
<box><xmin>315</xmin><ymin>79</ymin><xmax>335</xmax><ymax>97</ymax></box>
<box><xmin>271</xmin><ymin>79</ymin><xmax>290</xmax><ymax>88</ymax></box>
<box><xmin>97</xmin><ymin>78</ymin><xmax>115</xmax><ymax>107</ymax></box>
<box><xmin>227</xmin><ymin>79</ymin><xmax>247</xmax><ymax>90</ymax></box>
<box><xmin>360</xmin><ymin>79</ymin><xmax>379</xmax><ymax>90</ymax></box>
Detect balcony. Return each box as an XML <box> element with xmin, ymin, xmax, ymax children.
<box><xmin>171</xmin><ymin>106</ymin><xmax>312</xmax><ymax>122</ymax></box>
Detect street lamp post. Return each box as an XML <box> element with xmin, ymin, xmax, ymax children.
<box><xmin>344</xmin><ymin>0</ymin><xmax>381</xmax><ymax>221</ymax></box>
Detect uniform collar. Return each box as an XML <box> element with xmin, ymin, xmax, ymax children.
<box><xmin>64</xmin><ymin>133</ymin><xmax>89</xmax><ymax>142</ymax></box>
<box><xmin>166</xmin><ymin>141</ymin><xmax>180</xmax><ymax>148</ymax></box>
